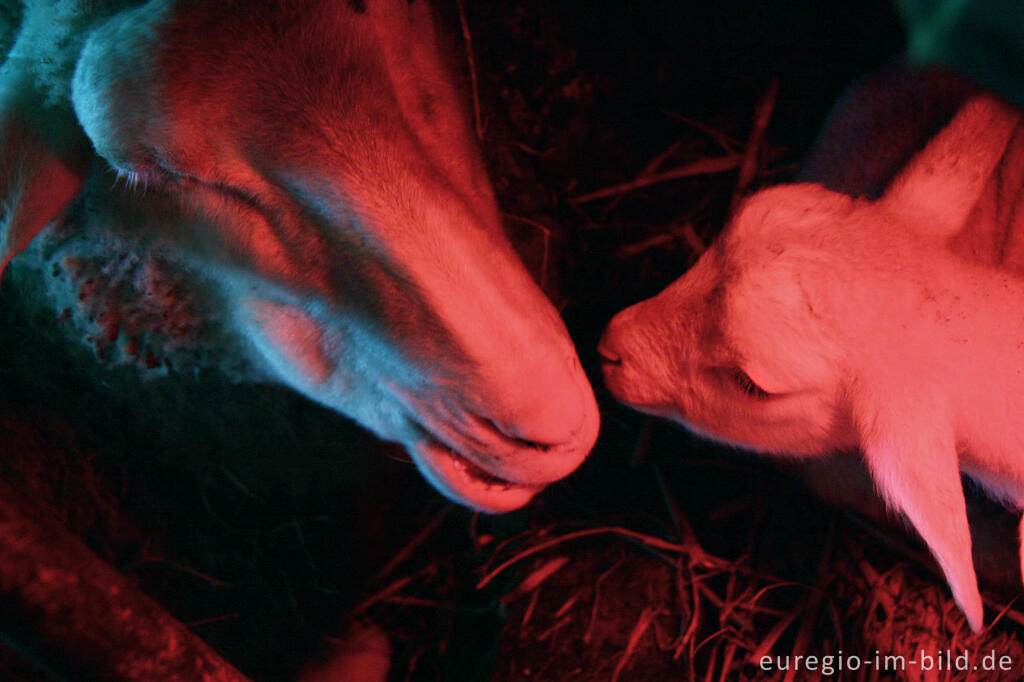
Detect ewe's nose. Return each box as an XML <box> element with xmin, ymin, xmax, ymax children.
<box><xmin>496</xmin><ymin>352</ymin><xmax>592</xmax><ymax>446</ymax></box>
<box><xmin>476</xmin><ymin>345</ymin><xmax>600</xmax><ymax>485</ymax></box>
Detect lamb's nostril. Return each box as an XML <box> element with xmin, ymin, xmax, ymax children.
<box><xmin>596</xmin><ymin>343</ymin><xmax>622</xmax><ymax>366</ymax></box>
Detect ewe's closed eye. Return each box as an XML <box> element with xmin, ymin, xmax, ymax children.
<box><xmin>115</xmin><ymin>167</ymin><xmax>159</xmax><ymax>190</ymax></box>
<box><xmin>114</xmin><ymin>163</ymin><xmax>184</xmax><ymax>194</ymax></box>
<box><xmin>728</xmin><ymin>368</ymin><xmax>774</xmax><ymax>399</ymax></box>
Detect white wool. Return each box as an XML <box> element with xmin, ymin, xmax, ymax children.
<box><xmin>601</xmin><ymin>91</ymin><xmax>1024</xmax><ymax>634</ymax></box>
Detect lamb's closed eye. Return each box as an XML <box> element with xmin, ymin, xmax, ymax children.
<box><xmin>725</xmin><ymin>367</ymin><xmax>774</xmax><ymax>399</ymax></box>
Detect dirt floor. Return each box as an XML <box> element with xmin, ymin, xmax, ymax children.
<box><xmin>3</xmin><ymin>1</ymin><xmax>1024</xmax><ymax>681</ymax></box>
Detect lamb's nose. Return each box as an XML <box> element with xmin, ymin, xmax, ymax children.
<box><xmin>598</xmin><ymin>307</ymin><xmax>636</xmax><ymax>367</ymax></box>
<box><xmin>596</xmin><ymin>342</ymin><xmax>622</xmax><ymax>366</ymax></box>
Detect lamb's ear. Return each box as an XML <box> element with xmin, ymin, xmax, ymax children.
<box><xmin>880</xmin><ymin>94</ymin><xmax>1019</xmax><ymax>240</ymax></box>
<box><xmin>853</xmin><ymin>388</ymin><xmax>983</xmax><ymax>633</ymax></box>
<box><xmin>0</xmin><ymin>82</ymin><xmax>90</xmax><ymax>278</ymax></box>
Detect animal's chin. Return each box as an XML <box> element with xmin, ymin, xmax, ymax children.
<box><xmin>611</xmin><ymin>396</ymin><xmax>685</xmax><ymax>423</ymax></box>
<box><xmin>409</xmin><ymin>438</ymin><xmax>544</xmax><ymax>513</ymax></box>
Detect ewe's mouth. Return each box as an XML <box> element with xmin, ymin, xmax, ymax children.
<box><xmin>403</xmin><ymin>388</ymin><xmax>597</xmax><ymax>513</ymax></box>
<box><xmin>410</xmin><ymin>436</ymin><xmax>544</xmax><ymax>513</ymax></box>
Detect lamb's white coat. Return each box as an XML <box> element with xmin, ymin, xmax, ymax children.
<box><xmin>600</xmin><ymin>94</ymin><xmax>1024</xmax><ymax>632</ymax></box>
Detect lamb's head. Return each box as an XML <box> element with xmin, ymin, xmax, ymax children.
<box><xmin>599</xmin><ymin>93</ymin><xmax>1021</xmax><ymax>463</ymax></box>
<box><xmin>600</xmin><ymin>185</ymin><xmax>860</xmax><ymax>456</ymax></box>
<box><xmin>600</xmin><ymin>94</ymin><xmax>1024</xmax><ymax>633</ymax></box>
<box><xmin>599</xmin><ymin>180</ymin><xmax>994</xmax><ymax>631</ymax></box>
<box><xmin>1</xmin><ymin>0</ymin><xmax>599</xmax><ymax>512</ymax></box>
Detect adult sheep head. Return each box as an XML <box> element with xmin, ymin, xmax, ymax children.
<box><xmin>0</xmin><ymin>0</ymin><xmax>599</xmax><ymax>512</ymax></box>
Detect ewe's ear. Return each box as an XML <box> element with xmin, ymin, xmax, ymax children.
<box><xmin>853</xmin><ymin>383</ymin><xmax>983</xmax><ymax>632</ymax></box>
<box><xmin>70</xmin><ymin>0</ymin><xmax>167</xmax><ymax>174</ymax></box>
<box><xmin>0</xmin><ymin>75</ymin><xmax>90</xmax><ymax>278</ymax></box>
<box><xmin>880</xmin><ymin>94</ymin><xmax>1019</xmax><ymax>240</ymax></box>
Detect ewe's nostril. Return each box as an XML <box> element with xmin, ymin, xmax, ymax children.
<box><xmin>463</xmin><ymin>347</ymin><xmax>594</xmax><ymax>456</ymax></box>
<box><xmin>476</xmin><ymin>414</ymin><xmax>553</xmax><ymax>450</ymax></box>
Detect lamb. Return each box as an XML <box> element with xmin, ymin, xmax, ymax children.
<box><xmin>0</xmin><ymin>0</ymin><xmax>599</xmax><ymax>513</ymax></box>
<box><xmin>599</xmin><ymin>84</ymin><xmax>1024</xmax><ymax>632</ymax></box>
